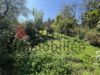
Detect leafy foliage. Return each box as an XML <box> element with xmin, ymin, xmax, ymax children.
<box><xmin>0</xmin><ymin>0</ymin><xmax>100</xmax><ymax>75</ymax></box>
<box><xmin>52</xmin><ymin>15</ymin><xmax>77</xmax><ymax>36</ymax></box>
<box><xmin>82</xmin><ymin>9</ymin><xmax>100</xmax><ymax>28</ymax></box>
<box><xmin>85</xmin><ymin>29</ymin><xmax>100</xmax><ymax>48</ymax></box>
<box><xmin>0</xmin><ymin>0</ymin><xmax>28</xmax><ymax>20</ymax></box>
<box><xmin>96</xmin><ymin>20</ymin><xmax>100</xmax><ymax>32</ymax></box>
<box><xmin>0</xmin><ymin>23</ymin><xmax>32</xmax><ymax>75</ymax></box>
<box><xmin>82</xmin><ymin>0</ymin><xmax>100</xmax><ymax>29</ymax></box>
<box><xmin>30</xmin><ymin>32</ymin><xmax>100</xmax><ymax>75</ymax></box>
<box><xmin>32</xmin><ymin>8</ymin><xmax>44</xmax><ymax>30</ymax></box>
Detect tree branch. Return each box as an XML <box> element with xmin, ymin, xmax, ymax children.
<box><xmin>0</xmin><ymin>0</ymin><xmax>9</xmax><ymax>20</ymax></box>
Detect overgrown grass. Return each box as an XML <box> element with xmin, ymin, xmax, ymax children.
<box><xmin>29</xmin><ymin>32</ymin><xmax>100</xmax><ymax>75</ymax></box>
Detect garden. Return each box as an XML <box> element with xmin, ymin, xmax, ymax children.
<box><xmin>0</xmin><ymin>0</ymin><xmax>100</xmax><ymax>75</ymax></box>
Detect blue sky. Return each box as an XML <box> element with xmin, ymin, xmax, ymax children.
<box><xmin>19</xmin><ymin>0</ymin><xmax>83</xmax><ymax>22</ymax></box>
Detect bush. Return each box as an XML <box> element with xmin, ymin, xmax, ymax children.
<box><xmin>25</xmin><ymin>21</ymin><xmax>41</xmax><ymax>46</ymax></box>
<box><xmin>52</xmin><ymin>15</ymin><xmax>76</xmax><ymax>36</ymax></box>
<box><xmin>0</xmin><ymin>24</ymin><xmax>32</xmax><ymax>75</ymax></box>
<box><xmin>85</xmin><ymin>29</ymin><xmax>100</xmax><ymax>48</ymax></box>
<box><xmin>96</xmin><ymin>20</ymin><xmax>100</xmax><ymax>32</ymax></box>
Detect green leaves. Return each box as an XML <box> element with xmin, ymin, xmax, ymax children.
<box><xmin>30</xmin><ymin>33</ymin><xmax>100</xmax><ymax>75</ymax></box>
<box><xmin>52</xmin><ymin>15</ymin><xmax>76</xmax><ymax>34</ymax></box>
<box><xmin>96</xmin><ymin>20</ymin><xmax>100</xmax><ymax>32</ymax></box>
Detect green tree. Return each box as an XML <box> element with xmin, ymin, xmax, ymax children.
<box><xmin>52</xmin><ymin>4</ymin><xmax>77</xmax><ymax>36</ymax></box>
<box><xmin>82</xmin><ymin>9</ymin><xmax>100</xmax><ymax>28</ymax></box>
<box><xmin>97</xmin><ymin>20</ymin><xmax>100</xmax><ymax>31</ymax></box>
<box><xmin>84</xmin><ymin>0</ymin><xmax>100</xmax><ymax>10</ymax></box>
<box><xmin>52</xmin><ymin>15</ymin><xmax>77</xmax><ymax>36</ymax></box>
<box><xmin>0</xmin><ymin>0</ymin><xmax>31</xmax><ymax>75</ymax></box>
<box><xmin>82</xmin><ymin>0</ymin><xmax>100</xmax><ymax>29</ymax></box>
<box><xmin>32</xmin><ymin>8</ymin><xmax>44</xmax><ymax>30</ymax></box>
<box><xmin>0</xmin><ymin>0</ymin><xmax>28</xmax><ymax>20</ymax></box>
<box><xmin>59</xmin><ymin>4</ymin><xmax>75</xmax><ymax>19</ymax></box>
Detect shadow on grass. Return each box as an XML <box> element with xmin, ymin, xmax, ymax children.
<box><xmin>31</xmin><ymin>34</ymin><xmax>55</xmax><ymax>47</ymax></box>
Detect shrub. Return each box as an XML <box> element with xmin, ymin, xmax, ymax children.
<box><xmin>52</xmin><ymin>15</ymin><xmax>76</xmax><ymax>36</ymax></box>
<box><xmin>85</xmin><ymin>29</ymin><xmax>100</xmax><ymax>48</ymax></box>
<box><xmin>96</xmin><ymin>20</ymin><xmax>100</xmax><ymax>32</ymax></box>
<box><xmin>0</xmin><ymin>25</ymin><xmax>32</xmax><ymax>75</ymax></box>
<box><xmin>25</xmin><ymin>21</ymin><xmax>41</xmax><ymax>46</ymax></box>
